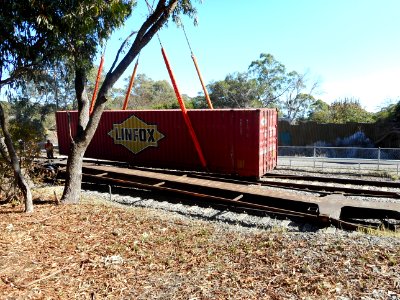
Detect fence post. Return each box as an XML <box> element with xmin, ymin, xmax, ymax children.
<box><xmin>313</xmin><ymin>146</ymin><xmax>316</xmax><ymax>169</ymax></box>
<box><xmin>378</xmin><ymin>147</ymin><xmax>381</xmax><ymax>171</ymax></box>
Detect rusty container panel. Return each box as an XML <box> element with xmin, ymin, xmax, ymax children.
<box><xmin>56</xmin><ymin>109</ymin><xmax>277</xmax><ymax>177</ymax></box>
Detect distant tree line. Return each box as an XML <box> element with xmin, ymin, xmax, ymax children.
<box><xmin>3</xmin><ymin>54</ymin><xmax>399</xmax><ymax>136</ymax></box>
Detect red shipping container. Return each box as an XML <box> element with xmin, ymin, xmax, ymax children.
<box><xmin>56</xmin><ymin>109</ymin><xmax>277</xmax><ymax>177</ymax></box>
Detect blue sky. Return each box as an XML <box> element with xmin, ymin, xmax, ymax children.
<box><xmin>104</xmin><ymin>0</ymin><xmax>400</xmax><ymax>112</ymax></box>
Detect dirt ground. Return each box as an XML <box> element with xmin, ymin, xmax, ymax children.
<box><xmin>1</xmin><ymin>186</ymin><xmax>399</xmax><ymax>299</ymax></box>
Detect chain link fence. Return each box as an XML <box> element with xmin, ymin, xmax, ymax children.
<box><xmin>278</xmin><ymin>146</ymin><xmax>400</xmax><ymax>176</ymax></box>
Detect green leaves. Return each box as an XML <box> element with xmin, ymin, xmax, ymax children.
<box><xmin>208</xmin><ymin>72</ymin><xmax>260</xmax><ymax>108</ymax></box>
<box><xmin>207</xmin><ymin>53</ymin><xmax>318</xmax><ymax>121</ymax></box>
<box><xmin>309</xmin><ymin>98</ymin><xmax>374</xmax><ymax>123</ymax></box>
<box><xmin>0</xmin><ymin>0</ymin><xmax>136</xmax><ymax>84</ymax></box>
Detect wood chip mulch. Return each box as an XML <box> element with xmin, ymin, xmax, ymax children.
<box><xmin>0</xmin><ymin>187</ymin><xmax>399</xmax><ymax>300</ymax></box>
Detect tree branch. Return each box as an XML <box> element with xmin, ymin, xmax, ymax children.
<box><xmin>97</xmin><ymin>0</ymin><xmax>178</xmax><ymax>102</ymax></box>
<box><xmin>109</xmin><ymin>30</ymin><xmax>138</xmax><ymax>74</ymax></box>
<box><xmin>70</xmin><ymin>0</ymin><xmax>180</xmax><ymax>150</ymax></box>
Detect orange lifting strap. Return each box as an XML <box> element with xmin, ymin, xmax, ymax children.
<box><xmin>181</xmin><ymin>23</ymin><xmax>213</xmax><ymax>109</ymax></box>
<box><xmin>191</xmin><ymin>53</ymin><xmax>213</xmax><ymax>109</ymax></box>
<box><xmin>122</xmin><ymin>59</ymin><xmax>139</xmax><ymax>110</ymax></box>
<box><xmin>141</xmin><ymin>0</ymin><xmax>207</xmax><ymax>169</ymax></box>
<box><xmin>89</xmin><ymin>54</ymin><xmax>105</xmax><ymax>115</ymax></box>
<box><xmin>161</xmin><ymin>47</ymin><xmax>207</xmax><ymax>169</ymax></box>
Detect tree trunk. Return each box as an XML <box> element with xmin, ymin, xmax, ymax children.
<box><xmin>16</xmin><ymin>170</ymin><xmax>33</xmax><ymax>212</ymax></box>
<box><xmin>0</xmin><ymin>103</ymin><xmax>33</xmax><ymax>212</ymax></box>
<box><xmin>61</xmin><ymin>141</ymin><xmax>85</xmax><ymax>204</ymax></box>
<box><xmin>60</xmin><ymin>66</ymin><xmax>90</xmax><ymax>204</ymax></box>
<box><xmin>60</xmin><ymin>0</ymin><xmax>180</xmax><ymax>204</ymax></box>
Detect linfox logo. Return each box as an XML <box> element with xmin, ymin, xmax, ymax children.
<box><xmin>108</xmin><ymin>114</ymin><xmax>164</xmax><ymax>154</ymax></box>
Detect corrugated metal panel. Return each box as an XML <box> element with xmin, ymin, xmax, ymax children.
<box><xmin>260</xmin><ymin>109</ymin><xmax>278</xmax><ymax>173</ymax></box>
<box><xmin>56</xmin><ymin>109</ymin><xmax>277</xmax><ymax>177</ymax></box>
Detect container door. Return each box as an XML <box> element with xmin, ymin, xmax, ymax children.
<box><xmin>259</xmin><ymin>109</ymin><xmax>278</xmax><ymax>174</ymax></box>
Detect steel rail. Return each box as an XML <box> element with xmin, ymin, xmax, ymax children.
<box><xmin>171</xmin><ymin>172</ymin><xmax>400</xmax><ymax>199</ymax></box>
<box><xmin>257</xmin><ymin>180</ymin><xmax>399</xmax><ymax>198</ymax></box>
<box><xmin>263</xmin><ymin>173</ymin><xmax>400</xmax><ymax>189</ymax></box>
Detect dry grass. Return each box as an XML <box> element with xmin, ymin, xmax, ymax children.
<box><xmin>1</xmin><ymin>186</ymin><xmax>399</xmax><ymax>299</ymax></box>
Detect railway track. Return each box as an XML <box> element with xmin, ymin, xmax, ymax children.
<box><xmin>171</xmin><ymin>172</ymin><xmax>400</xmax><ymax>199</ymax></box>
<box><xmin>53</xmin><ymin>160</ymin><xmax>400</xmax><ymax>231</ymax></box>
<box><xmin>263</xmin><ymin>172</ymin><xmax>400</xmax><ymax>188</ymax></box>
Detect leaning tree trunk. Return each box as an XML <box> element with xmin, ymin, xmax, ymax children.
<box><xmin>60</xmin><ymin>67</ymin><xmax>91</xmax><ymax>204</ymax></box>
<box><xmin>60</xmin><ymin>66</ymin><xmax>107</xmax><ymax>203</ymax></box>
<box><xmin>60</xmin><ymin>95</ymin><xmax>106</xmax><ymax>204</ymax></box>
<box><xmin>0</xmin><ymin>103</ymin><xmax>33</xmax><ymax>212</ymax></box>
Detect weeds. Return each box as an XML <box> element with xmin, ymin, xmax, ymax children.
<box><xmin>366</xmin><ymin>170</ymin><xmax>399</xmax><ymax>181</ymax></box>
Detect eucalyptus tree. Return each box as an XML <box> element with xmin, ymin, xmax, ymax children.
<box><xmin>0</xmin><ymin>0</ymin><xmax>133</xmax><ymax>211</ymax></box>
<box><xmin>42</xmin><ymin>0</ymin><xmax>199</xmax><ymax>204</ymax></box>
<box><xmin>208</xmin><ymin>72</ymin><xmax>260</xmax><ymax>108</ymax></box>
<box><xmin>308</xmin><ymin>98</ymin><xmax>374</xmax><ymax>123</ymax></box>
<box><xmin>0</xmin><ymin>0</ymin><xmax>62</xmax><ymax>212</ymax></box>
<box><xmin>248</xmin><ymin>53</ymin><xmax>318</xmax><ymax>123</ymax></box>
<box><xmin>1</xmin><ymin>0</ymin><xmax>201</xmax><ymax>208</ymax></box>
<box><xmin>374</xmin><ymin>100</ymin><xmax>400</xmax><ymax>124</ymax></box>
<box><xmin>119</xmin><ymin>74</ymin><xmax>176</xmax><ymax>109</ymax></box>
<box><xmin>280</xmin><ymin>71</ymin><xmax>318</xmax><ymax>122</ymax></box>
<box><xmin>329</xmin><ymin>98</ymin><xmax>374</xmax><ymax>124</ymax></box>
<box><xmin>307</xmin><ymin>99</ymin><xmax>330</xmax><ymax>123</ymax></box>
<box><xmin>248</xmin><ymin>53</ymin><xmax>287</xmax><ymax>107</ymax></box>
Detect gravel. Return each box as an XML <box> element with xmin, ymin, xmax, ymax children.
<box><xmin>79</xmin><ymin>168</ymin><xmax>400</xmax><ymax>248</ymax></box>
<box><xmin>82</xmin><ymin>186</ymin><xmax>399</xmax><ymax>242</ymax></box>
<box><xmin>85</xmin><ymin>190</ymin><xmax>301</xmax><ymax>231</ymax></box>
